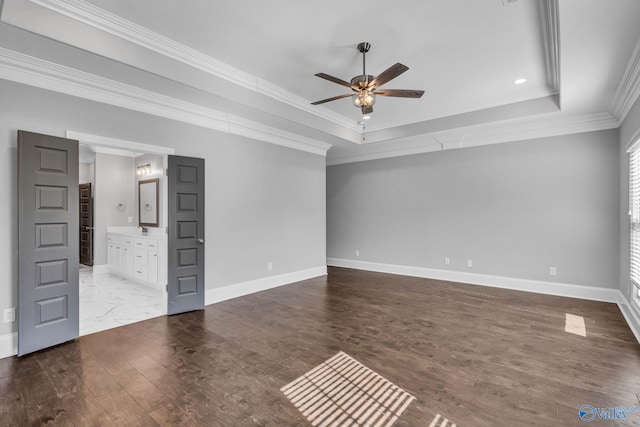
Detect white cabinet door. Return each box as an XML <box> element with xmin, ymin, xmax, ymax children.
<box><xmin>107</xmin><ymin>243</ymin><xmax>116</xmax><ymax>267</ymax></box>
<box><xmin>114</xmin><ymin>245</ymin><xmax>123</xmax><ymax>274</ymax></box>
<box><xmin>121</xmin><ymin>246</ymin><xmax>134</xmax><ymax>277</ymax></box>
<box><xmin>134</xmin><ymin>264</ymin><xmax>148</xmax><ymax>281</ymax></box>
<box><xmin>148</xmin><ymin>252</ymin><xmax>159</xmax><ymax>285</ymax></box>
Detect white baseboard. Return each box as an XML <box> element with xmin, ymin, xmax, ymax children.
<box><xmin>91</xmin><ymin>264</ymin><xmax>109</xmax><ymax>275</ymax></box>
<box><xmin>205</xmin><ymin>265</ymin><xmax>327</xmax><ymax>305</ymax></box>
<box><xmin>327</xmin><ymin>258</ymin><xmax>620</xmax><ymax>302</ymax></box>
<box><xmin>617</xmin><ymin>293</ymin><xmax>640</xmax><ymax>344</ymax></box>
<box><xmin>0</xmin><ymin>332</ymin><xmax>17</xmax><ymax>359</ymax></box>
<box><xmin>4</xmin><ymin>261</ymin><xmax>634</xmax><ymax>361</ymax></box>
<box><xmin>327</xmin><ymin>258</ymin><xmax>640</xmax><ymax>343</ymax></box>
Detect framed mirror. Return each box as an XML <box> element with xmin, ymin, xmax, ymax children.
<box><xmin>139</xmin><ymin>178</ymin><xmax>159</xmax><ymax>227</ymax></box>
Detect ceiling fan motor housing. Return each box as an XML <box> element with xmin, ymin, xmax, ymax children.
<box><xmin>351</xmin><ymin>75</ymin><xmax>375</xmax><ymax>88</ymax></box>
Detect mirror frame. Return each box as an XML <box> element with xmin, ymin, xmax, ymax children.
<box><xmin>138</xmin><ymin>178</ymin><xmax>159</xmax><ymax>227</ymax></box>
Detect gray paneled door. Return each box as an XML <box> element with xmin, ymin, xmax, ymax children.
<box><xmin>18</xmin><ymin>131</ymin><xmax>79</xmax><ymax>356</ymax></box>
<box><xmin>167</xmin><ymin>155</ymin><xmax>205</xmax><ymax>315</ymax></box>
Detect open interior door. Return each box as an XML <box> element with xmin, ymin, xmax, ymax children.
<box><xmin>167</xmin><ymin>155</ymin><xmax>205</xmax><ymax>315</ymax></box>
<box><xmin>79</xmin><ymin>183</ymin><xmax>93</xmax><ymax>266</ymax></box>
<box><xmin>18</xmin><ymin>130</ymin><xmax>79</xmax><ymax>356</ymax></box>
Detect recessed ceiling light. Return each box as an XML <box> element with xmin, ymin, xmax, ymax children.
<box><xmin>513</xmin><ymin>78</ymin><xmax>527</xmax><ymax>85</ymax></box>
<box><xmin>362</xmin><ymin>115</ymin><xmax>371</xmax><ymax>120</ymax></box>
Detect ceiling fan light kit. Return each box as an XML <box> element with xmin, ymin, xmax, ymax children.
<box><xmin>311</xmin><ymin>42</ymin><xmax>424</xmax><ymax>118</ymax></box>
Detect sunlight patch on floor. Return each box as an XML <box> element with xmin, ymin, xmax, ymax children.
<box><xmin>565</xmin><ymin>313</ymin><xmax>587</xmax><ymax>337</ymax></box>
<box><xmin>429</xmin><ymin>413</ymin><xmax>458</xmax><ymax>427</ymax></box>
<box><xmin>281</xmin><ymin>351</ymin><xmax>415</xmax><ymax>427</ymax></box>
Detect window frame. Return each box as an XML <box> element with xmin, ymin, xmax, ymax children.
<box><xmin>629</xmin><ymin>142</ymin><xmax>640</xmax><ymax>309</ymax></box>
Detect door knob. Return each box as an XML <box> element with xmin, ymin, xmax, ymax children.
<box><xmin>197</xmin><ymin>238</ymin><xmax>204</xmax><ymax>244</ymax></box>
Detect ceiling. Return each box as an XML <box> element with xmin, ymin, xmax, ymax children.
<box><xmin>1</xmin><ymin>0</ymin><xmax>640</xmax><ymax>164</ymax></box>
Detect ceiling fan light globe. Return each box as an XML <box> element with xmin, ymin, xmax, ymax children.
<box><xmin>364</xmin><ymin>92</ymin><xmax>376</xmax><ymax>107</ymax></box>
<box><xmin>353</xmin><ymin>91</ymin><xmax>376</xmax><ymax>109</ymax></box>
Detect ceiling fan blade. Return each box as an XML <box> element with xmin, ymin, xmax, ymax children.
<box><xmin>311</xmin><ymin>93</ymin><xmax>353</xmax><ymax>105</ymax></box>
<box><xmin>314</xmin><ymin>73</ymin><xmax>354</xmax><ymax>89</ymax></box>
<box><xmin>374</xmin><ymin>89</ymin><xmax>425</xmax><ymax>98</ymax></box>
<box><xmin>361</xmin><ymin>106</ymin><xmax>373</xmax><ymax>115</ymax></box>
<box><xmin>369</xmin><ymin>63</ymin><xmax>409</xmax><ymax>89</ymax></box>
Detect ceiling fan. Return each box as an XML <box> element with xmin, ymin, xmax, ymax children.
<box><xmin>311</xmin><ymin>42</ymin><xmax>425</xmax><ymax>116</ymax></box>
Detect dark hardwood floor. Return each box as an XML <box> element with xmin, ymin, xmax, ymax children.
<box><xmin>1</xmin><ymin>267</ymin><xmax>640</xmax><ymax>426</ymax></box>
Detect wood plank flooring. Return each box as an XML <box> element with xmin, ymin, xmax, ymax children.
<box><xmin>1</xmin><ymin>267</ymin><xmax>640</xmax><ymax>426</ymax></box>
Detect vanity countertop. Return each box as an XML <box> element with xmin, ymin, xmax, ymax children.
<box><xmin>107</xmin><ymin>226</ymin><xmax>166</xmax><ymax>239</ymax></box>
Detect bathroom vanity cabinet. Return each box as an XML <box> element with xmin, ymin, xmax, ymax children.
<box><xmin>107</xmin><ymin>232</ymin><xmax>165</xmax><ymax>288</ymax></box>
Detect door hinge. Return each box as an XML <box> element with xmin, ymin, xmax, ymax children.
<box><xmin>166</xmin><ymin>284</ymin><xmax>168</xmax><ymax>292</ymax></box>
<box><xmin>166</xmin><ymin>168</ymin><xmax>169</xmax><ymax>176</ymax></box>
<box><xmin>165</xmin><ymin>226</ymin><xmax>168</xmax><ymax>234</ymax></box>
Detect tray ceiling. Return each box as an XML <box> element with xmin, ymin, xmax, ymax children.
<box><xmin>1</xmin><ymin>0</ymin><xmax>640</xmax><ymax>163</ymax></box>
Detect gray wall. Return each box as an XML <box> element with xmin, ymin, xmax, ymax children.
<box><xmin>135</xmin><ymin>153</ymin><xmax>164</xmax><ymax>229</ymax></box>
<box><xmin>0</xmin><ymin>79</ymin><xmax>326</xmax><ymax>337</ymax></box>
<box><xmin>327</xmin><ymin>129</ymin><xmax>620</xmax><ymax>288</ymax></box>
<box><xmin>94</xmin><ymin>153</ymin><xmax>136</xmax><ymax>265</ymax></box>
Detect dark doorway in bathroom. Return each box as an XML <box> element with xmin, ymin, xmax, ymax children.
<box><xmin>79</xmin><ymin>182</ymin><xmax>94</xmax><ymax>266</ymax></box>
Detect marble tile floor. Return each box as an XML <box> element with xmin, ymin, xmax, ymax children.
<box><xmin>79</xmin><ymin>265</ymin><xmax>166</xmax><ymax>336</ymax></box>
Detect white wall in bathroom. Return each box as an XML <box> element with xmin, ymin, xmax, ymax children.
<box><xmin>94</xmin><ymin>152</ymin><xmax>136</xmax><ymax>265</ymax></box>
<box><xmin>79</xmin><ymin>162</ymin><xmax>94</xmax><ymax>186</ymax></box>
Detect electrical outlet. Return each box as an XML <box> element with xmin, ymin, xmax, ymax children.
<box><xmin>267</xmin><ymin>262</ymin><xmax>273</xmax><ymax>271</ymax></box>
<box><xmin>549</xmin><ymin>267</ymin><xmax>557</xmax><ymax>276</ymax></box>
<box><xmin>127</xmin><ymin>216</ymin><xmax>133</xmax><ymax>223</ymax></box>
<box><xmin>467</xmin><ymin>259</ymin><xmax>473</xmax><ymax>268</ymax></box>
<box><xmin>444</xmin><ymin>257</ymin><xmax>450</xmax><ymax>265</ymax></box>
<box><xmin>355</xmin><ymin>250</ymin><xmax>360</xmax><ymax>257</ymax></box>
<box><xmin>3</xmin><ymin>308</ymin><xmax>15</xmax><ymax>323</ymax></box>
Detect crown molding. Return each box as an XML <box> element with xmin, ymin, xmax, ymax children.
<box><xmin>66</xmin><ymin>131</ymin><xmax>176</xmax><ymax>156</ymax></box>
<box><xmin>90</xmin><ymin>146</ymin><xmax>141</xmax><ymax>157</ymax></box>
<box><xmin>26</xmin><ymin>0</ymin><xmax>255</xmax><ymax>90</ymax></box>
<box><xmin>255</xmin><ymin>77</ymin><xmax>358</xmax><ymax>131</ymax></box>
<box><xmin>327</xmin><ymin>112</ymin><xmax>619</xmax><ymax>166</ymax></box>
<box><xmin>541</xmin><ymin>0</ymin><xmax>560</xmax><ymax>93</ymax></box>
<box><xmin>611</xmin><ymin>36</ymin><xmax>640</xmax><ymax>122</ymax></box>
<box><xmin>0</xmin><ymin>47</ymin><xmax>330</xmax><ymax>156</ymax></box>
<box><xmin>27</xmin><ymin>0</ymin><xmax>360</xmax><ymax>133</ymax></box>
<box><xmin>227</xmin><ymin>115</ymin><xmax>331</xmax><ymax>156</ymax></box>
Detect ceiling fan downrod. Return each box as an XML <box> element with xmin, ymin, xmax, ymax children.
<box><xmin>357</xmin><ymin>42</ymin><xmax>371</xmax><ymax>80</ymax></box>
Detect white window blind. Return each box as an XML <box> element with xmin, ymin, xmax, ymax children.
<box><xmin>630</xmin><ymin>146</ymin><xmax>640</xmax><ymax>296</ymax></box>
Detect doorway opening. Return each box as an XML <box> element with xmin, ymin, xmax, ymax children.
<box><xmin>18</xmin><ymin>130</ymin><xmax>205</xmax><ymax>356</ymax></box>
<box><xmin>72</xmin><ymin>132</ymin><xmax>174</xmax><ymax>336</ymax></box>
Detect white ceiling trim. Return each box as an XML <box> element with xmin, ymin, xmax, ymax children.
<box><xmin>254</xmin><ymin>77</ymin><xmax>358</xmax><ymax>132</ymax></box>
<box><xmin>541</xmin><ymin>0</ymin><xmax>560</xmax><ymax>93</ymax></box>
<box><xmin>0</xmin><ymin>47</ymin><xmax>330</xmax><ymax>156</ymax></box>
<box><xmin>611</xmin><ymin>36</ymin><xmax>640</xmax><ymax>122</ymax></box>
<box><xmin>28</xmin><ymin>0</ymin><xmax>360</xmax><ymax>133</ymax></box>
<box><xmin>227</xmin><ymin>116</ymin><xmax>331</xmax><ymax>156</ymax></box>
<box><xmin>327</xmin><ymin>112</ymin><xmax>619</xmax><ymax>166</ymax></box>
<box><xmin>90</xmin><ymin>145</ymin><xmax>142</xmax><ymax>157</ymax></box>
<box><xmin>67</xmin><ymin>131</ymin><xmax>175</xmax><ymax>156</ymax></box>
